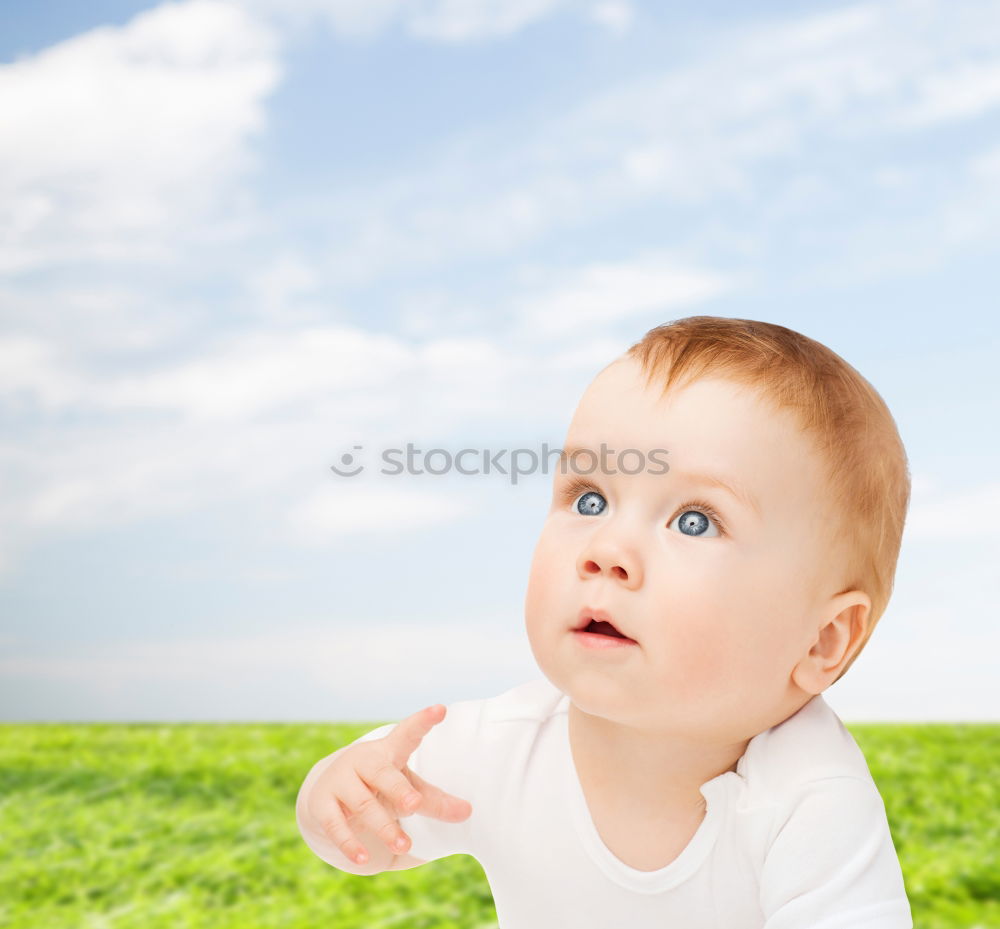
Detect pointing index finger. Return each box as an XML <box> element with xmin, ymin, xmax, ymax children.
<box><xmin>384</xmin><ymin>704</ymin><xmax>446</xmax><ymax>765</ymax></box>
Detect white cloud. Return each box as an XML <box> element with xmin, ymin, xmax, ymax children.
<box><xmin>100</xmin><ymin>326</ymin><xmax>415</xmax><ymax>421</ymax></box>
<box><xmin>0</xmin><ymin>316</ymin><xmax>606</xmax><ymax>429</ymax></box>
<box><xmin>239</xmin><ymin>0</ymin><xmax>569</xmax><ymax>42</ymax></box>
<box><xmin>512</xmin><ymin>252</ymin><xmax>731</xmax><ymax>339</ymax></box>
<box><xmin>903</xmin><ymin>481</ymin><xmax>1000</xmax><ymax>542</ymax></box>
<box><xmin>1</xmin><ymin>325</ymin><xmax>414</xmax><ymax>422</ymax></box>
<box><xmin>0</xmin><ymin>0</ymin><xmax>280</xmax><ymax>273</ymax></box>
<box><xmin>829</xmin><ymin>509</ymin><xmax>1000</xmax><ymax>721</ymax></box>
<box><xmin>826</xmin><ymin>603</ymin><xmax>1000</xmax><ymax>721</ymax></box>
<box><xmin>908</xmin><ymin>471</ymin><xmax>937</xmax><ymax>496</ymax></box>
<box><xmin>408</xmin><ymin>0</ymin><xmax>569</xmax><ymax>42</ymax></box>
<box><xmin>0</xmin><ymin>335</ymin><xmax>83</xmax><ymax>412</ymax></box>
<box><xmin>0</xmin><ymin>283</ymin><xmax>198</xmax><ymax>357</ymax></box>
<box><xmin>970</xmin><ymin>142</ymin><xmax>1000</xmax><ymax>181</ymax></box>
<box><xmin>246</xmin><ymin>251</ymin><xmax>323</xmax><ymax>319</ymax></box>
<box><xmin>542</xmin><ymin>336</ymin><xmax>632</xmax><ymax>375</ymax></box>
<box><xmin>0</xmin><ymin>318</ymin><xmax>615</xmax><ymax>574</ymax></box>
<box><xmin>298</xmin><ymin>0</ymin><xmax>1000</xmax><ymax>288</ymax></box>
<box><xmin>840</xmin><ymin>501</ymin><xmax>1000</xmax><ymax>721</ymax></box>
<box><xmin>276</xmin><ymin>0</ymin><xmax>402</xmax><ymax>38</ymax></box>
<box><xmin>895</xmin><ymin>61</ymin><xmax>1000</xmax><ymax>128</ymax></box>
<box><xmin>287</xmin><ymin>475</ymin><xmax>476</xmax><ymax>544</ymax></box>
<box><xmin>0</xmin><ymin>617</ymin><xmax>539</xmax><ymax>720</ymax></box>
<box><xmin>588</xmin><ymin>1</ymin><xmax>634</xmax><ymax>36</ymax></box>
<box><xmin>286</xmin><ymin>483</ymin><xmax>474</xmax><ymax>540</ymax></box>
<box><xmin>318</xmin><ymin>177</ymin><xmax>586</xmax><ymax>290</ymax></box>
<box><xmin>14</xmin><ymin>420</ymin><xmax>298</xmax><ymax>532</ymax></box>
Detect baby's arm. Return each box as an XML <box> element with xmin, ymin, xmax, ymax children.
<box><xmin>759</xmin><ymin>777</ymin><xmax>912</xmax><ymax>928</ymax></box>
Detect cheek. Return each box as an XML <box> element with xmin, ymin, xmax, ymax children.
<box><xmin>643</xmin><ymin>579</ymin><xmax>735</xmax><ymax>691</ymax></box>
<box><xmin>524</xmin><ymin>531</ymin><xmax>562</xmax><ymax>625</ymax></box>
<box><xmin>707</xmin><ymin>556</ymin><xmax>809</xmax><ymax>674</ymax></box>
<box><xmin>655</xmin><ymin>555</ymin><xmax>793</xmax><ymax>683</ymax></box>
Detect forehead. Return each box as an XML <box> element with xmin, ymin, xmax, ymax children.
<box><xmin>566</xmin><ymin>357</ymin><xmax>833</xmax><ymax>516</ymax></box>
<box><xmin>570</xmin><ymin>357</ymin><xmax>778</xmax><ymax>436</ymax></box>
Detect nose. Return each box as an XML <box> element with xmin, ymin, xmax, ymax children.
<box><xmin>577</xmin><ymin>527</ymin><xmax>643</xmax><ymax>589</ymax></box>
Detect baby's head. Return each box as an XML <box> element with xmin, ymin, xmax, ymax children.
<box><xmin>524</xmin><ymin>316</ymin><xmax>910</xmax><ymax>742</ymax></box>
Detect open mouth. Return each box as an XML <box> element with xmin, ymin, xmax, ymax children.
<box><xmin>574</xmin><ymin>608</ymin><xmax>637</xmax><ymax>645</ymax></box>
<box><xmin>582</xmin><ymin>619</ymin><xmax>629</xmax><ymax>639</ymax></box>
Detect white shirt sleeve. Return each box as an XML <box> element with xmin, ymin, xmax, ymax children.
<box><xmin>759</xmin><ymin>776</ymin><xmax>913</xmax><ymax>929</ymax></box>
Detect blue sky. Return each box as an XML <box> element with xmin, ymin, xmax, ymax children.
<box><xmin>1</xmin><ymin>0</ymin><xmax>998</xmax><ymax>722</ymax></box>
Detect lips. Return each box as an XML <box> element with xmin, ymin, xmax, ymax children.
<box><xmin>575</xmin><ymin>607</ymin><xmax>636</xmax><ymax>642</ymax></box>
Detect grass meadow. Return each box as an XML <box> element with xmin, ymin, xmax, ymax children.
<box><xmin>1</xmin><ymin>720</ymin><xmax>997</xmax><ymax>929</ymax></box>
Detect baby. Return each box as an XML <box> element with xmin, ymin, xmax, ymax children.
<box><xmin>296</xmin><ymin>316</ymin><xmax>914</xmax><ymax>928</ymax></box>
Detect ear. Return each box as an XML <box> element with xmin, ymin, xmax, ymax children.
<box><xmin>791</xmin><ymin>590</ymin><xmax>872</xmax><ymax>695</ymax></box>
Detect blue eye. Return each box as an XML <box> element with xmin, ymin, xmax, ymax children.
<box><xmin>575</xmin><ymin>490</ymin><xmax>606</xmax><ymax>516</ymax></box>
<box><xmin>560</xmin><ymin>478</ymin><xmax>726</xmax><ymax>537</ymax></box>
<box><xmin>669</xmin><ymin>508</ymin><xmax>721</xmax><ymax>538</ymax></box>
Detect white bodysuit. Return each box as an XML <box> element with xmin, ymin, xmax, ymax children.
<box><xmin>315</xmin><ymin>678</ymin><xmax>913</xmax><ymax>929</ymax></box>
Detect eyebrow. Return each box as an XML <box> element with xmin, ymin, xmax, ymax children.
<box><xmin>669</xmin><ymin>469</ymin><xmax>761</xmax><ymax>518</ymax></box>
<box><xmin>559</xmin><ymin>445</ymin><xmax>761</xmax><ymax>518</ymax></box>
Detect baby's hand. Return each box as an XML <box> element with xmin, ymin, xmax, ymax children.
<box><xmin>299</xmin><ymin>704</ymin><xmax>473</xmax><ymax>873</ymax></box>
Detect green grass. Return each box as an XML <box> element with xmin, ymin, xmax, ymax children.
<box><xmin>1</xmin><ymin>721</ymin><xmax>997</xmax><ymax>928</ymax></box>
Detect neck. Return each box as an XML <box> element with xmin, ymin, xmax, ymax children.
<box><xmin>567</xmin><ymin>701</ymin><xmax>749</xmax><ymax>819</ymax></box>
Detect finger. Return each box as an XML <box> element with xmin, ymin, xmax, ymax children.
<box><xmin>405</xmin><ymin>767</ymin><xmax>473</xmax><ymax>822</ymax></box>
<box><xmin>311</xmin><ymin>792</ymin><xmax>370</xmax><ymax>865</ymax></box>
<box><xmin>383</xmin><ymin>704</ymin><xmax>447</xmax><ymax>766</ymax></box>
<box><xmin>339</xmin><ymin>769</ymin><xmax>413</xmax><ymax>856</ymax></box>
<box><xmin>361</xmin><ymin>755</ymin><xmax>424</xmax><ymax>818</ymax></box>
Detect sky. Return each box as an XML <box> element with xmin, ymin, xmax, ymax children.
<box><xmin>1</xmin><ymin>0</ymin><xmax>998</xmax><ymax>723</ymax></box>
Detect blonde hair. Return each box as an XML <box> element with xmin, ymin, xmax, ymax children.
<box><xmin>626</xmin><ymin>316</ymin><xmax>910</xmax><ymax>684</ymax></box>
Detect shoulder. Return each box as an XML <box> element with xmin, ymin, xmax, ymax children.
<box><xmin>745</xmin><ymin>698</ymin><xmax>911</xmax><ymax>924</ymax></box>
<box><xmin>353</xmin><ymin>677</ymin><xmax>565</xmax><ymax>756</ymax></box>
<box><xmin>741</xmin><ymin>694</ymin><xmax>876</xmax><ymax>799</ymax></box>
<box><xmin>434</xmin><ymin>676</ymin><xmax>567</xmax><ymax>751</ymax></box>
